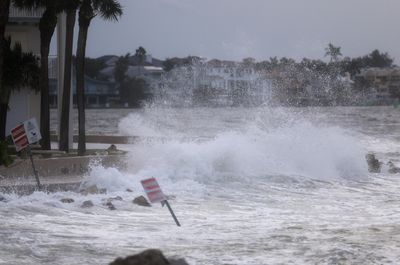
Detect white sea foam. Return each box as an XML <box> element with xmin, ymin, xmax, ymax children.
<box><xmin>113</xmin><ymin>108</ymin><xmax>369</xmax><ymax>197</ymax></box>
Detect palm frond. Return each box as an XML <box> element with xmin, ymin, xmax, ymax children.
<box><xmin>93</xmin><ymin>0</ymin><xmax>123</xmax><ymax>21</ymax></box>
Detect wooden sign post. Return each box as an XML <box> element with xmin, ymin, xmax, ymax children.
<box><xmin>11</xmin><ymin>118</ymin><xmax>42</xmax><ymax>190</ymax></box>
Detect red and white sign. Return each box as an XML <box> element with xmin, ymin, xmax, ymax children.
<box><xmin>24</xmin><ymin>118</ymin><xmax>41</xmax><ymax>144</ymax></box>
<box><xmin>10</xmin><ymin>118</ymin><xmax>41</xmax><ymax>152</ymax></box>
<box><xmin>11</xmin><ymin>124</ymin><xmax>29</xmax><ymax>151</ymax></box>
<box><xmin>141</xmin><ymin>177</ymin><xmax>167</xmax><ymax>203</ymax></box>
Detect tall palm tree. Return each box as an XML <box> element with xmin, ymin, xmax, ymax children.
<box><xmin>37</xmin><ymin>4</ymin><xmax>57</xmax><ymax>150</ymax></box>
<box><xmin>75</xmin><ymin>0</ymin><xmax>122</xmax><ymax>155</ymax></box>
<box><xmin>0</xmin><ymin>0</ymin><xmax>11</xmax><ymax>141</ymax></box>
<box><xmin>325</xmin><ymin>43</ymin><xmax>342</xmax><ymax>63</ymax></box>
<box><xmin>59</xmin><ymin>1</ymin><xmax>79</xmax><ymax>152</ymax></box>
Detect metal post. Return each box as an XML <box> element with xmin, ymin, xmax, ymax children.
<box><xmin>27</xmin><ymin>145</ymin><xmax>41</xmax><ymax>190</ymax></box>
<box><xmin>164</xmin><ymin>200</ymin><xmax>181</xmax><ymax>227</ymax></box>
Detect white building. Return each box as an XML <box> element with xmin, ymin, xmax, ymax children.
<box><xmin>5</xmin><ymin>5</ymin><xmax>42</xmax><ymax>135</ymax></box>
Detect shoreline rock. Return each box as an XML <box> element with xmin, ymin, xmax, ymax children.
<box><xmin>79</xmin><ymin>185</ymin><xmax>107</xmax><ymax>196</ymax></box>
<box><xmin>60</xmin><ymin>198</ymin><xmax>74</xmax><ymax>203</ymax></box>
<box><xmin>81</xmin><ymin>200</ymin><xmax>94</xmax><ymax>208</ymax></box>
<box><xmin>366</xmin><ymin>153</ymin><xmax>381</xmax><ymax>173</ymax></box>
<box><xmin>133</xmin><ymin>195</ymin><xmax>151</xmax><ymax>207</ymax></box>
<box><xmin>109</xmin><ymin>249</ymin><xmax>189</xmax><ymax>265</ymax></box>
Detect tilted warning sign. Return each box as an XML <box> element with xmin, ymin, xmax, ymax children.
<box><xmin>141</xmin><ymin>177</ymin><xmax>167</xmax><ymax>203</ymax></box>
<box><xmin>10</xmin><ymin>118</ymin><xmax>41</xmax><ymax>151</ymax></box>
<box><xmin>10</xmin><ymin>118</ymin><xmax>42</xmax><ymax>190</ymax></box>
<box><xmin>11</xmin><ymin>124</ymin><xmax>29</xmax><ymax>152</ymax></box>
<box><xmin>140</xmin><ymin>177</ymin><xmax>181</xmax><ymax>226</ymax></box>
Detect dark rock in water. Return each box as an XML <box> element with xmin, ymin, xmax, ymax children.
<box><xmin>81</xmin><ymin>200</ymin><xmax>94</xmax><ymax>208</ymax></box>
<box><xmin>126</xmin><ymin>188</ymin><xmax>133</xmax><ymax>192</ymax></box>
<box><xmin>105</xmin><ymin>201</ymin><xmax>116</xmax><ymax>210</ymax></box>
<box><xmin>80</xmin><ymin>185</ymin><xmax>107</xmax><ymax>195</ymax></box>
<box><xmin>169</xmin><ymin>258</ymin><xmax>190</xmax><ymax>265</ymax></box>
<box><xmin>107</xmin><ymin>196</ymin><xmax>123</xmax><ymax>202</ymax></box>
<box><xmin>0</xmin><ymin>195</ymin><xmax>6</xmax><ymax>202</ymax></box>
<box><xmin>388</xmin><ymin>161</ymin><xmax>400</xmax><ymax>174</ymax></box>
<box><xmin>107</xmin><ymin>144</ymin><xmax>117</xmax><ymax>151</ymax></box>
<box><xmin>109</xmin><ymin>249</ymin><xmax>189</xmax><ymax>265</ymax></box>
<box><xmin>60</xmin><ymin>198</ymin><xmax>74</xmax><ymax>203</ymax></box>
<box><xmin>133</xmin><ymin>196</ymin><xmax>151</xmax><ymax>207</ymax></box>
<box><xmin>366</xmin><ymin>154</ymin><xmax>381</xmax><ymax>173</ymax></box>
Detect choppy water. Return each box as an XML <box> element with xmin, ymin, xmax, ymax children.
<box><xmin>3</xmin><ymin>106</ymin><xmax>400</xmax><ymax>264</ymax></box>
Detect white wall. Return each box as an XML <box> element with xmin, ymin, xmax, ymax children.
<box><xmin>5</xmin><ymin>24</ymin><xmax>40</xmax><ymax>54</ymax></box>
<box><xmin>4</xmin><ymin>24</ymin><xmax>41</xmax><ymax>136</ymax></box>
<box><xmin>6</xmin><ymin>89</ymin><xmax>41</xmax><ymax>136</ymax></box>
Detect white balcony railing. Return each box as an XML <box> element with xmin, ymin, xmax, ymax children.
<box><xmin>48</xmin><ymin>56</ymin><xmax>58</xmax><ymax>79</ymax></box>
<box><xmin>9</xmin><ymin>5</ymin><xmax>43</xmax><ymax>20</ymax></box>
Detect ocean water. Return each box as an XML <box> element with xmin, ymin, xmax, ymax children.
<box><xmin>3</xmin><ymin>106</ymin><xmax>400</xmax><ymax>264</ymax></box>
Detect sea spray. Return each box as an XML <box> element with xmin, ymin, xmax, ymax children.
<box><xmin>115</xmin><ymin>107</ymin><xmax>369</xmax><ymax>198</ymax></box>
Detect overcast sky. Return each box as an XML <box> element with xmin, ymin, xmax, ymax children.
<box><xmin>81</xmin><ymin>0</ymin><xmax>400</xmax><ymax>62</ymax></box>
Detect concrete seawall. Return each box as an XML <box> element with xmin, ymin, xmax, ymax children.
<box><xmin>50</xmin><ymin>135</ymin><xmax>138</xmax><ymax>144</ymax></box>
<box><xmin>0</xmin><ymin>154</ymin><xmax>127</xmax><ymax>194</ymax></box>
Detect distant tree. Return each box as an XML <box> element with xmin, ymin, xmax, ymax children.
<box><xmin>125</xmin><ymin>77</ymin><xmax>147</xmax><ymax>107</ymax></box>
<box><xmin>163</xmin><ymin>58</ymin><xmax>176</xmax><ymax>71</ymax></box>
<box><xmin>163</xmin><ymin>56</ymin><xmax>203</xmax><ymax>71</ymax></box>
<box><xmin>269</xmin><ymin>57</ymin><xmax>279</xmax><ymax>67</ymax></box>
<box><xmin>364</xmin><ymin>49</ymin><xmax>393</xmax><ymax>68</ymax></box>
<box><xmin>340</xmin><ymin>56</ymin><xmax>363</xmax><ymax>77</ymax></box>
<box><xmin>135</xmin><ymin>46</ymin><xmax>146</xmax><ymax>65</ymax></box>
<box><xmin>325</xmin><ymin>43</ymin><xmax>342</xmax><ymax>62</ymax></box>
<box><xmin>300</xmin><ymin>58</ymin><xmax>328</xmax><ymax>73</ymax></box>
<box><xmin>279</xmin><ymin>57</ymin><xmax>296</xmax><ymax>65</ymax></box>
<box><xmin>340</xmin><ymin>50</ymin><xmax>394</xmax><ymax>77</ymax></box>
<box><xmin>242</xmin><ymin>57</ymin><xmax>255</xmax><ymax>66</ymax></box>
<box><xmin>0</xmin><ymin>40</ymin><xmax>40</xmax><ymax>140</ymax></box>
<box><xmin>114</xmin><ymin>53</ymin><xmax>129</xmax><ymax>83</ymax></box>
<box><xmin>84</xmin><ymin>57</ymin><xmax>106</xmax><ymax>79</ymax></box>
<box><xmin>114</xmin><ymin>53</ymin><xmax>130</xmax><ymax>102</ymax></box>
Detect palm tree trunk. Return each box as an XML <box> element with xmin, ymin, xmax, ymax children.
<box><xmin>59</xmin><ymin>9</ymin><xmax>76</xmax><ymax>152</ymax></box>
<box><xmin>0</xmin><ymin>90</ymin><xmax>10</xmax><ymax>141</ymax></box>
<box><xmin>39</xmin><ymin>8</ymin><xmax>57</xmax><ymax>150</ymax></box>
<box><xmin>76</xmin><ymin>2</ymin><xmax>93</xmax><ymax>156</ymax></box>
<box><xmin>0</xmin><ymin>0</ymin><xmax>10</xmax><ymax>141</ymax></box>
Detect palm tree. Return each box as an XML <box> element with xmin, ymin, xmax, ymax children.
<box><xmin>59</xmin><ymin>1</ymin><xmax>79</xmax><ymax>152</ymax></box>
<box><xmin>325</xmin><ymin>43</ymin><xmax>342</xmax><ymax>63</ymax></box>
<box><xmin>0</xmin><ymin>0</ymin><xmax>11</xmax><ymax>140</ymax></box>
<box><xmin>135</xmin><ymin>46</ymin><xmax>146</xmax><ymax>65</ymax></box>
<box><xmin>75</xmin><ymin>0</ymin><xmax>122</xmax><ymax>155</ymax></box>
<box><xmin>114</xmin><ymin>53</ymin><xmax>129</xmax><ymax>105</ymax></box>
<box><xmin>0</xmin><ymin>39</ymin><xmax>40</xmax><ymax>140</ymax></box>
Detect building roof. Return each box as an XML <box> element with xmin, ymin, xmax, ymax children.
<box><xmin>359</xmin><ymin>67</ymin><xmax>400</xmax><ymax>77</ymax></box>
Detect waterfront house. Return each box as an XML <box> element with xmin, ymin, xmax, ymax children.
<box><xmin>48</xmin><ymin>67</ymin><xmax>117</xmax><ymax>108</ymax></box>
<box><xmin>354</xmin><ymin>67</ymin><xmax>400</xmax><ymax>104</ymax></box>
